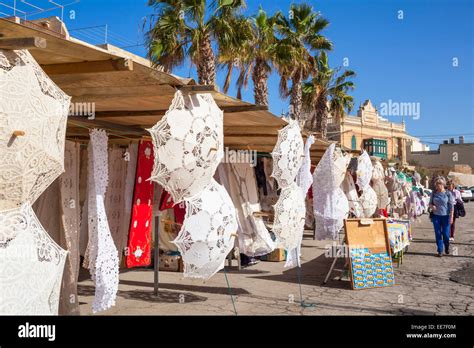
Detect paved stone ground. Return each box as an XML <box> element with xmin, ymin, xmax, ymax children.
<box><xmin>78</xmin><ymin>203</ymin><xmax>474</xmax><ymax>315</ymax></box>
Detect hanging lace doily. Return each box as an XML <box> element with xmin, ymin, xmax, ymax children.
<box><xmin>359</xmin><ymin>186</ymin><xmax>377</xmax><ymax>217</ymax></box>
<box><xmin>0</xmin><ymin>49</ymin><xmax>71</xmax><ymax>211</ymax></box>
<box><xmin>313</xmin><ymin>144</ymin><xmax>350</xmax><ymax>240</ymax></box>
<box><xmin>0</xmin><ymin>202</ymin><xmax>67</xmax><ymax>315</ymax></box>
<box><xmin>147</xmin><ymin>91</ymin><xmax>224</xmax><ymax>203</ymax></box>
<box><xmin>272</xmin><ymin>182</ymin><xmax>306</xmax><ymax>250</ymax></box>
<box><xmin>271</xmin><ymin>121</ymin><xmax>304</xmax><ymax>188</ymax></box>
<box><xmin>296</xmin><ymin>135</ymin><xmax>315</xmax><ymax>194</ymax></box>
<box><xmin>173</xmin><ymin>179</ymin><xmax>237</xmax><ymax>280</ymax></box>
<box><xmin>371</xmin><ymin>161</ymin><xmax>389</xmax><ymax>210</ymax></box>
<box><xmin>85</xmin><ymin>129</ymin><xmax>119</xmax><ymax>313</ymax></box>
<box><xmin>356</xmin><ymin>151</ymin><xmax>373</xmax><ymax>189</ymax></box>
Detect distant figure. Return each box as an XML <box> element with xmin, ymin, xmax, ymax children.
<box><xmin>446</xmin><ymin>180</ymin><xmax>462</xmax><ymax>242</ymax></box>
<box><xmin>423</xmin><ymin>176</ymin><xmax>429</xmax><ymax>189</ymax></box>
<box><xmin>429</xmin><ymin>177</ymin><xmax>453</xmax><ymax>257</ymax></box>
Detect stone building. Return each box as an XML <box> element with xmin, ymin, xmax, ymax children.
<box><xmin>327</xmin><ymin>100</ymin><xmax>411</xmax><ymax>163</ymax></box>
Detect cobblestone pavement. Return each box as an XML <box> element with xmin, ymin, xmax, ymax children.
<box><xmin>78</xmin><ymin>203</ymin><xmax>474</xmax><ymax>315</ymax></box>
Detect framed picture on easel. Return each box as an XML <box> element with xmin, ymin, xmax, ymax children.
<box><xmin>344</xmin><ymin>218</ymin><xmax>395</xmax><ymax>290</ymax></box>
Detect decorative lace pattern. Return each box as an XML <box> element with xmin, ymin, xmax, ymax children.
<box><xmin>271</xmin><ymin>121</ymin><xmax>304</xmax><ymax>189</ymax></box>
<box><xmin>147</xmin><ymin>91</ymin><xmax>224</xmax><ymax>203</ymax></box>
<box><xmin>372</xmin><ymin>161</ymin><xmax>389</xmax><ymax>210</ymax></box>
<box><xmin>287</xmin><ymin>135</ymin><xmax>315</xmax><ymax>268</ymax></box>
<box><xmin>0</xmin><ymin>49</ymin><xmax>71</xmax><ymax>210</ymax></box>
<box><xmin>105</xmin><ymin>146</ymin><xmax>128</xmax><ymax>255</ymax></box>
<box><xmin>313</xmin><ymin>144</ymin><xmax>350</xmax><ymax>240</ymax></box>
<box><xmin>272</xmin><ymin>182</ymin><xmax>306</xmax><ymax>250</ymax></box>
<box><xmin>0</xmin><ymin>203</ymin><xmax>67</xmax><ymax>315</ymax></box>
<box><xmin>85</xmin><ymin>129</ymin><xmax>119</xmax><ymax>313</ymax></box>
<box><xmin>173</xmin><ymin>179</ymin><xmax>237</xmax><ymax>280</ymax></box>
<box><xmin>356</xmin><ymin>151</ymin><xmax>376</xmax><ymax>217</ymax></box>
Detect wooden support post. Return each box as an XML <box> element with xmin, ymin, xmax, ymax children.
<box><xmin>0</xmin><ymin>37</ymin><xmax>47</xmax><ymax>50</ymax></box>
<box><xmin>154</xmin><ymin>215</ymin><xmax>160</xmax><ymax>297</ymax></box>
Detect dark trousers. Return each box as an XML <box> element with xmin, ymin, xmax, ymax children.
<box><xmin>432</xmin><ymin>214</ymin><xmax>450</xmax><ymax>253</ymax></box>
<box><xmin>450</xmin><ymin>217</ymin><xmax>456</xmax><ymax>238</ymax></box>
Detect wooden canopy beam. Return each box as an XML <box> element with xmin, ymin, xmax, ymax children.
<box><xmin>41</xmin><ymin>58</ymin><xmax>134</xmax><ymax>75</ymax></box>
<box><xmin>68</xmin><ymin>116</ymin><xmax>146</xmax><ymax>136</ymax></box>
<box><xmin>91</xmin><ymin>104</ymin><xmax>269</xmax><ymax>118</ymax></box>
<box><xmin>0</xmin><ymin>36</ymin><xmax>47</xmax><ymax>50</ymax></box>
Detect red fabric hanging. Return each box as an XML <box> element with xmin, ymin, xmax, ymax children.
<box><xmin>126</xmin><ymin>140</ymin><xmax>155</xmax><ymax>268</ymax></box>
<box><xmin>159</xmin><ymin>190</ymin><xmax>186</xmax><ymax>225</ymax></box>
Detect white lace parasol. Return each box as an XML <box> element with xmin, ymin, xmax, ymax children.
<box><xmin>0</xmin><ymin>202</ymin><xmax>67</xmax><ymax>315</ymax></box>
<box><xmin>173</xmin><ymin>179</ymin><xmax>237</xmax><ymax>280</ymax></box>
<box><xmin>147</xmin><ymin>91</ymin><xmax>224</xmax><ymax>203</ymax></box>
<box><xmin>0</xmin><ymin>50</ymin><xmax>71</xmax><ymax>211</ymax></box>
<box><xmin>272</xmin><ymin>182</ymin><xmax>306</xmax><ymax>250</ymax></box>
<box><xmin>313</xmin><ymin>144</ymin><xmax>350</xmax><ymax>240</ymax></box>
<box><xmin>271</xmin><ymin>121</ymin><xmax>304</xmax><ymax>188</ymax></box>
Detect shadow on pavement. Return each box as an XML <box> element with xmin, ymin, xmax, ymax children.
<box><xmin>252</xmin><ymin>253</ymin><xmax>351</xmax><ymax>290</ymax></box>
<box><xmin>118</xmin><ymin>279</ymin><xmax>250</xmax><ymax>296</ymax></box>
<box><xmin>77</xmin><ymin>284</ymin><xmax>208</xmax><ymax>303</ymax></box>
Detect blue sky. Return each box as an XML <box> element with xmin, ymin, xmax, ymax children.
<box><xmin>14</xmin><ymin>0</ymin><xmax>474</xmax><ymax>146</ymax></box>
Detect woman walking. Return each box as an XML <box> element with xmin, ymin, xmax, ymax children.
<box><xmin>446</xmin><ymin>180</ymin><xmax>461</xmax><ymax>241</ymax></box>
<box><xmin>429</xmin><ymin>177</ymin><xmax>453</xmax><ymax>257</ymax></box>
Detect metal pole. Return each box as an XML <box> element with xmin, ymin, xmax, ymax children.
<box><xmin>153</xmin><ymin>215</ymin><xmax>160</xmax><ymax>296</ymax></box>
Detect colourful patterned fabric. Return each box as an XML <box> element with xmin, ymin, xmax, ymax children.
<box><xmin>350</xmin><ymin>248</ymin><xmax>395</xmax><ymax>289</ymax></box>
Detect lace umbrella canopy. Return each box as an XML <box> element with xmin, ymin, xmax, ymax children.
<box><xmin>272</xmin><ymin>181</ymin><xmax>306</xmax><ymax>250</ymax></box>
<box><xmin>147</xmin><ymin>91</ymin><xmax>224</xmax><ymax>203</ymax></box>
<box><xmin>313</xmin><ymin>144</ymin><xmax>351</xmax><ymax>240</ymax></box>
<box><xmin>173</xmin><ymin>179</ymin><xmax>238</xmax><ymax>280</ymax></box>
<box><xmin>0</xmin><ymin>203</ymin><xmax>67</xmax><ymax>315</ymax></box>
<box><xmin>0</xmin><ymin>50</ymin><xmax>71</xmax><ymax>211</ymax></box>
<box><xmin>271</xmin><ymin>121</ymin><xmax>304</xmax><ymax>188</ymax></box>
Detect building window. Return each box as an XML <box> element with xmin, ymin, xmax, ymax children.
<box><xmin>351</xmin><ymin>135</ymin><xmax>357</xmax><ymax>150</ymax></box>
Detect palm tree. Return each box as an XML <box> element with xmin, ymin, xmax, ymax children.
<box><xmin>302</xmin><ymin>51</ymin><xmax>355</xmax><ymax>139</ymax></box>
<box><xmin>146</xmin><ymin>0</ymin><xmax>247</xmax><ymax>86</ymax></box>
<box><xmin>274</xmin><ymin>3</ymin><xmax>332</xmax><ymax>120</ymax></box>
<box><xmin>218</xmin><ymin>7</ymin><xmax>280</xmax><ymax>106</ymax></box>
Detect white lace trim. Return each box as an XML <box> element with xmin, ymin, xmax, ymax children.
<box><xmin>0</xmin><ymin>202</ymin><xmax>67</xmax><ymax>315</ymax></box>
<box><xmin>173</xmin><ymin>179</ymin><xmax>238</xmax><ymax>280</ymax></box>
<box><xmin>0</xmin><ymin>49</ymin><xmax>71</xmax><ymax>210</ymax></box>
<box><xmin>147</xmin><ymin>91</ymin><xmax>224</xmax><ymax>203</ymax></box>
<box><xmin>85</xmin><ymin>129</ymin><xmax>119</xmax><ymax>313</ymax></box>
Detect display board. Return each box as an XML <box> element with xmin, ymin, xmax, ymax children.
<box><xmin>344</xmin><ymin>218</ymin><xmax>395</xmax><ymax>290</ymax></box>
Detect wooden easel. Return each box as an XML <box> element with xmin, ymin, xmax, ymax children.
<box><xmin>323</xmin><ymin>227</ymin><xmax>349</xmax><ymax>284</ymax></box>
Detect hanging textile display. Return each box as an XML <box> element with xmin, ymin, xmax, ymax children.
<box><xmin>371</xmin><ymin>159</ymin><xmax>389</xmax><ymax>211</ymax></box>
<box><xmin>273</xmin><ymin>182</ymin><xmax>306</xmax><ymax>251</ymax></box>
<box><xmin>32</xmin><ymin>141</ymin><xmax>81</xmax><ymax>315</ymax></box>
<box><xmin>286</xmin><ymin>135</ymin><xmax>315</xmax><ymax>268</ymax></box>
<box><xmin>147</xmin><ymin>90</ymin><xmax>224</xmax><ymax>203</ymax></box>
<box><xmin>105</xmin><ymin>146</ymin><xmax>128</xmax><ymax>259</ymax></box>
<box><xmin>126</xmin><ymin>140</ymin><xmax>155</xmax><ymax>268</ymax></box>
<box><xmin>271</xmin><ymin>120</ymin><xmax>304</xmax><ymax>189</ymax></box>
<box><xmin>0</xmin><ymin>49</ymin><xmax>71</xmax><ymax>211</ymax></box>
<box><xmin>0</xmin><ymin>203</ymin><xmax>67</xmax><ymax>315</ymax></box>
<box><xmin>225</xmin><ymin>163</ymin><xmax>275</xmax><ymax>257</ymax></box>
<box><xmin>356</xmin><ymin>151</ymin><xmax>377</xmax><ymax>218</ymax></box>
<box><xmin>342</xmin><ymin>172</ymin><xmax>363</xmax><ymax>218</ymax></box>
<box><xmin>84</xmin><ymin>129</ymin><xmax>119</xmax><ymax>313</ymax></box>
<box><xmin>173</xmin><ymin>179</ymin><xmax>238</xmax><ymax>280</ymax></box>
<box><xmin>313</xmin><ymin>144</ymin><xmax>350</xmax><ymax>240</ymax></box>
